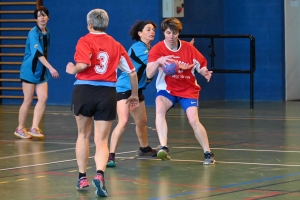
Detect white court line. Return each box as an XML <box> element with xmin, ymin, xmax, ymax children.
<box><xmin>172</xmin><ymin>147</ymin><xmax>300</xmax><ymax>153</ymax></box>
<box><xmin>1</xmin><ymin>147</ymin><xmax>299</xmax><ymax>171</ymax></box>
<box><xmin>114</xmin><ymin>157</ymin><xmax>300</xmax><ymax>167</ymax></box>
<box><xmin>0</xmin><ymin>151</ymin><xmax>137</xmax><ymax>171</ymax></box>
<box><xmin>0</xmin><ymin>147</ymin><xmax>77</xmax><ymax>160</ymax></box>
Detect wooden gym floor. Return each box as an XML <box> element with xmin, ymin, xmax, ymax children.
<box><xmin>0</xmin><ymin>101</ymin><xmax>300</xmax><ymax>199</ymax></box>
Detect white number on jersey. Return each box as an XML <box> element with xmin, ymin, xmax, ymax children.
<box><xmin>95</xmin><ymin>51</ymin><xmax>109</xmax><ymax>74</ymax></box>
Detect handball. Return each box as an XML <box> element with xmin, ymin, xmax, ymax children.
<box><xmin>163</xmin><ymin>60</ymin><xmax>179</xmax><ymax>76</ymax></box>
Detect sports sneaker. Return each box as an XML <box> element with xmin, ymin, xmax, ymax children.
<box><xmin>106</xmin><ymin>153</ymin><xmax>115</xmax><ymax>167</ymax></box>
<box><xmin>14</xmin><ymin>128</ymin><xmax>32</xmax><ymax>139</ymax></box>
<box><xmin>92</xmin><ymin>174</ymin><xmax>108</xmax><ymax>197</ymax></box>
<box><xmin>203</xmin><ymin>151</ymin><xmax>215</xmax><ymax>165</ymax></box>
<box><xmin>28</xmin><ymin>127</ymin><xmax>44</xmax><ymax>138</ymax></box>
<box><xmin>157</xmin><ymin>146</ymin><xmax>171</xmax><ymax>161</ymax></box>
<box><xmin>137</xmin><ymin>146</ymin><xmax>157</xmax><ymax>157</ymax></box>
<box><xmin>76</xmin><ymin>177</ymin><xmax>89</xmax><ymax>189</ymax></box>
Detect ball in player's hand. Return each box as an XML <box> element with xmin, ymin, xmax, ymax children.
<box><xmin>163</xmin><ymin>60</ymin><xmax>179</xmax><ymax>76</ymax></box>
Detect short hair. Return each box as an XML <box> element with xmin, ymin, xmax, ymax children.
<box><xmin>87</xmin><ymin>9</ymin><xmax>109</xmax><ymax>32</ymax></box>
<box><xmin>161</xmin><ymin>18</ymin><xmax>182</xmax><ymax>33</ymax></box>
<box><xmin>129</xmin><ymin>20</ymin><xmax>157</xmax><ymax>41</ymax></box>
<box><xmin>34</xmin><ymin>6</ymin><xmax>49</xmax><ymax>19</ymax></box>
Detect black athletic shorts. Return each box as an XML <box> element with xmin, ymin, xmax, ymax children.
<box><xmin>21</xmin><ymin>79</ymin><xmax>35</xmax><ymax>84</ymax></box>
<box><xmin>117</xmin><ymin>89</ymin><xmax>145</xmax><ymax>102</ymax></box>
<box><xmin>71</xmin><ymin>85</ymin><xmax>117</xmax><ymax>121</ymax></box>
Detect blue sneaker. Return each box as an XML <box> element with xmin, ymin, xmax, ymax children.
<box><xmin>92</xmin><ymin>174</ymin><xmax>108</xmax><ymax>197</ymax></box>
<box><xmin>203</xmin><ymin>151</ymin><xmax>215</xmax><ymax>165</ymax></box>
<box><xmin>157</xmin><ymin>146</ymin><xmax>171</xmax><ymax>161</ymax></box>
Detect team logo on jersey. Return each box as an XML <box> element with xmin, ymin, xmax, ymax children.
<box><xmin>34</xmin><ymin>44</ymin><xmax>38</xmax><ymax>48</ymax></box>
<box><xmin>144</xmin><ymin>50</ymin><xmax>148</xmax><ymax>54</ymax></box>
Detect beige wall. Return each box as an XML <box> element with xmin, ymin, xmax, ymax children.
<box><xmin>285</xmin><ymin>0</ymin><xmax>300</xmax><ymax>100</ymax></box>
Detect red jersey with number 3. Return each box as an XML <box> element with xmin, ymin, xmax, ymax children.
<box><xmin>74</xmin><ymin>32</ymin><xmax>135</xmax><ymax>82</ymax></box>
<box><xmin>148</xmin><ymin>40</ymin><xmax>207</xmax><ymax>99</ymax></box>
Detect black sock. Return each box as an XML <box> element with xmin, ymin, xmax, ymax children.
<box><xmin>79</xmin><ymin>172</ymin><xmax>86</xmax><ymax>179</ymax></box>
<box><xmin>160</xmin><ymin>146</ymin><xmax>169</xmax><ymax>152</ymax></box>
<box><xmin>97</xmin><ymin>170</ymin><xmax>104</xmax><ymax>177</ymax></box>
<box><xmin>109</xmin><ymin>153</ymin><xmax>115</xmax><ymax>158</ymax></box>
<box><xmin>140</xmin><ymin>146</ymin><xmax>151</xmax><ymax>153</ymax></box>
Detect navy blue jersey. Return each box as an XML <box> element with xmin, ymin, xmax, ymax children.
<box><xmin>116</xmin><ymin>41</ymin><xmax>152</xmax><ymax>92</ymax></box>
<box><xmin>20</xmin><ymin>25</ymin><xmax>51</xmax><ymax>83</ymax></box>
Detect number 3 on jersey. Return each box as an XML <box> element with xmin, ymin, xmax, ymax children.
<box><xmin>95</xmin><ymin>51</ymin><xmax>109</xmax><ymax>74</ymax></box>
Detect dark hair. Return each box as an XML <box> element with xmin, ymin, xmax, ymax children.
<box><xmin>34</xmin><ymin>6</ymin><xmax>49</xmax><ymax>19</ymax></box>
<box><xmin>129</xmin><ymin>20</ymin><xmax>157</xmax><ymax>41</ymax></box>
<box><xmin>161</xmin><ymin>18</ymin><xmax>182</xmax><ymax>33</ymax></box>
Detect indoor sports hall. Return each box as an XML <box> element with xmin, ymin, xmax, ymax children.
<box><xmin>1</xmin><ymin>0</ymin><xmax>300</xmax><ymax>199</ymax></box>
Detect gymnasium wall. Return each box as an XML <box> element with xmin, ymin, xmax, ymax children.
<box><xmin>1</xmin><ymin>0</ymin><xmax>284</xmax><ymax>106</ymax></box>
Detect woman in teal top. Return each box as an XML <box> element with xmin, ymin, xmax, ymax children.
<box><xmin>107</xmin><ymin>20</ymin><xmax>157</xmax><ymax>167</ymax></box>
<box><xmin>14</xmin><ymin>6</ymin><xmax>59</xmax><ymax>139</ymax></box>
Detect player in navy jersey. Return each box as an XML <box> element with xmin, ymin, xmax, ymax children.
<box><xmin>66</xmin><ymin>9</ymin><xmax>139</xmax><ymax>197</ymax></box>
<box><xmin>106</xmin><ymin>21</ymin><xmax>158</xmax><ymax>167</ymax></box>
<box><xmin>14</xmin><ymin>6</ymin><xmax>59</xmax><ymax>139</ymax></box>
<box><xmin>146</xmin><ymin>18</ymin><xmax>215</xmax><ymax>165</ymax></box>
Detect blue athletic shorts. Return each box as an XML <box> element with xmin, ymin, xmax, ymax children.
<box><xmin>156</xmin><ymin>90</ymin><xmax>198</xmax><ymax>112</ymax></box>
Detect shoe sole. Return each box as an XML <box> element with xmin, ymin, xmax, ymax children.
<box><xmin>203</xmin><ymin>159</ymin><xmax>215</xmax><ymax>165</ymax></box>
<box><xmin>14</xmin><ymin>132</ymin><xmax>32</xmax><ymax>139</ymax></box>
<box><xmin>157</xmin><ymin>150</ymin><xmax>171</xmax><ymax>161</ymax></box>
<box><xmin>106</xmin><ymin>161</ymin><xmax>116</xmax><ymax>167</ymax></box>
<box><xmin>137</xmin><ymin>152</ymin><xmax>157</xmax><ymax>157</ymax></box>
<box><xmin>76</xmin><ymin>185</ymin><xmax>89</xmax><ymax>190</ymax></box>
<box><xmin>92</xmin><ymin>179</ymin><xmax>108</xmax><ymax>197</ymax></box>
<box><xmin>28</xmin><ymin>132</ymin><xmax>45</xmax><ymax>139</ymax></box>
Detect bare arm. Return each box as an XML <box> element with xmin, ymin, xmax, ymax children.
<box><xmin>200</xmin><ymin>67</ymin><xmax>213</xmax><ymax>82</ymax></box>
<box><xmin>126</xmin><ymin>71</ymin><xmax>139</xmax><ymax>110</ymax></box>
<box><xmin>146</xmin><ymin>56</ymin><xmax>175</xmax><ymax>79</ymax></box>
<box><xmin>38</xmin><ymin>56</ymin><xmax>59</xmax><ymax>78</ymax></box>
<box><xmin>66</xmin><ymin>62</ymin><xmax>88</xmax><ymax>74</ymax></box>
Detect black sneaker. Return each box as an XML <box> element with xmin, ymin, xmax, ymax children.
<box><xmin>203</xmin><ymin>151</ymin><xmax>215</xmax><ymax>165</ymax></box>
<box><xmin>157</xmin><ymin>146</ymin><xmax>171</xmax><ymax>161</ymax></box>
<box><xmin>137</xmin><ymin>146</ymin><xmax>157</xmax><ymax>157</ymax></box>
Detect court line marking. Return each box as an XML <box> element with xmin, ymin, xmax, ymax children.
<box><xmin>0</xmin><ymin>151</ymin><xmax>137</xmax><ymax>171</ymax></box>
<box><xmin>1</xmin><ymin>156</ymin><xmax>300</xmax><ymax>172</ymax></box>
<box><xmin>2</xmin><ymin>110</ymin><xmax>300</xmax><ymax>120</ymax></box>
<box><xmin>173</xmin><ymin>147</ymin><xmax>300</xmax><ymax>153</ymax></box>
<box><xmin>1</xmin><ymin>147</ymin><xmax>300</xmax><ymax>171</ymax></box>
<box><xmin>1</xmin><ymin>144</ymin><xmax>299</xmax><ymax>160</ymax></box>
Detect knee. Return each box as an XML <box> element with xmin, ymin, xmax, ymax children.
<box><xmin>135</xmin><ymin>117</ymin><xmax>147</xmax><ymax>127</ymax></box>
<box><xmin>37</xmin><ymin>94</ymin><xmax>48</xmax><ymax>103</ymax></box>
<box><xmin>117</xmin><ymin>118</ymin><xmax>129</xmax><ymax>129</ymax></box>
<box><xmin>78</xmin><ymin>132</ymin><xmax>91</xmax><ymax>140</ymax></box>
<box><xmin>188</xmin><ymin>118</ymin><xmax>199</xmax><ymax>128</ymax></box>
<box><xmin>23</xmin><ymin>98</ymin><xmax>33</xmax><ymax>106</ymax></box>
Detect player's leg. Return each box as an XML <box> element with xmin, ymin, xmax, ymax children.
<box><xmin>92</xmin><ymin>86</ymin><xmax>116</xmax><ymax>197</ymax></box>
<box><xmin>94</xmin><ymin>120</ymin><xmax>112</xmax><ymax>172</ymax></box>
<box><xmin>15</xmin><ymin>81</ymin><xmax>35</xmax><ymax>139</ymax></box>
<box><xmin>109</xmin><ymin>99</ymin><xmax>130</xmax><ymax>152</ymax></box>
<box><xmin>75</xmin><ymin>114</ymin><xmax>92</xmax><ymax>189</ymax></box>
<box><xmin>72</xmin><ymin>85</ymin><xmax>94</xmax><ymax>189</ymax></box>
<box><xmin>107</xmin><ymin>99</ymin><xmax>130</xmax><ymax>167</ymax></box>
<box><xmin>155</xmin><ymin>91</ymin><xmax>173</xmax><ymax>160</ymax></box>
<box><xmin>28</xmin><ymin>82</ymin><xmax>48</xmax><ymax>138</ymax></box>
<box><xmin>131</xmin><ymin>101</ymin><xmax>157</xmax><ymax>156</ymax></box>
<box><xmin>185</xmin><ymin>105</ymin><xmax>215</xmax><ymax>164</ymax></box>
